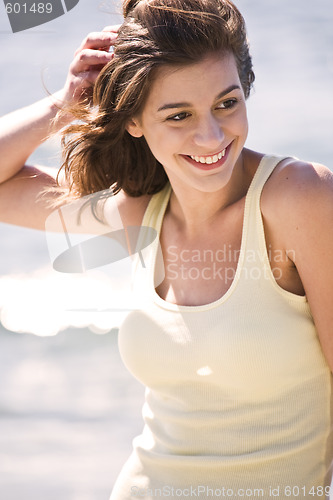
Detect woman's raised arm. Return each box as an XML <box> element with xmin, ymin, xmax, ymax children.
<box><xmin>0</xmin><ymin>27</ymin><xmax>118</xmax><ymax>229</ymax></box>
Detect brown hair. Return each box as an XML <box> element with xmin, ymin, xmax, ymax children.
<box><xmin>60</xmin><ymin>0</ymin><xmax>255</xmax><ymax>198</ymax></box>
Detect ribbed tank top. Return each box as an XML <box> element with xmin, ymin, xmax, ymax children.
<box><xmin>112</xmin><ymin>155</ymin><xmax>333</xmax><ymax>500</ymax></box>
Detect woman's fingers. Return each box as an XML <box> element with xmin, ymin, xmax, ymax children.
<box><xmin>72</xmin><ymin>68</ymin><xmax>105</xmax><ymax>88</ymax></box>
<box><xmin>71</xmin><ymin>48</ymin><xmax>113</xmax><ymax>73</ymax></box>
<box><xmin>62</xmin><ymin>27</ymin><xmax>120</xmax><ymax>104</ymax></box>
<box><xmin>76</xmin><ymin>28</ymin><xmax>119</xmax><ymax>52</ymax></box>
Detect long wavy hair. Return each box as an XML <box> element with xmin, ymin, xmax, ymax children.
<box><xmin>59</xmin><ymin>0</ymin><xmax>255</xmax><ymax>198</ymax></box>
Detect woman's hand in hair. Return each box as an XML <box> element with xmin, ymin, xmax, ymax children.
<box><xmin>61</xmin><ymin>26</ymin><xmax>120</xmax><ymax>104</ymax></box>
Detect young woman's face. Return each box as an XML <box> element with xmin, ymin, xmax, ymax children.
<box><xmin>127</xmin><ymin>52</ymin><xmax>249</xmax><ymax>193</ymax></box>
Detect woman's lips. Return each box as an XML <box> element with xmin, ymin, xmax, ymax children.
<box><xmin>182</xmin><ymin>142</ymin><xmax>232</xmax><ymax>171</ymax></box>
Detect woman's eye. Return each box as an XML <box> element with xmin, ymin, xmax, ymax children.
<box><xmin>217</xmin><ymin>98</ymin><xmax>238</xmax><ymax>110</ymax></box>
<box><xmin>167</xmin><ymin>112</ymin><xmax>190</xmax><ymax>121</ymax></box>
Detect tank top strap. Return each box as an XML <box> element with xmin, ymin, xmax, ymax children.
<box><xmin>141</xmin><ymin>182</ymin><xmax>172</xmax><ymax>231</ymax></box>
<box><xmin>238</xmin><ymin>154</ymin><xmax>291</xmax><ymax>280</ymax></box>
<box><xmin>131</xmin><ymin>182</ymin><xmax>172</xmax><ymax>298</ymax></box>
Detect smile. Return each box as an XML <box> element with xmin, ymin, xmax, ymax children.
<box><xmin>189</xmin><ymin>148</ymin><xmax>226</xmax><ymax>165</ymax></box>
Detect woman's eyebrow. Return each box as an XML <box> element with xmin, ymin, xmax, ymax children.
<box><xmin>157</xmin><ymin>84</ymin><xmax>241</xmax><ymax>112</ymax></box>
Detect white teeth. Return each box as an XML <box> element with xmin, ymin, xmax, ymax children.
<box><xmin>190</xmin><ymin>148</ymin><xmax>226</xmax><ymax>164</ymax></box>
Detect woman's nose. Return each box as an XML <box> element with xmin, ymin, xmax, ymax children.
<box><xmin>192</xmin><ymin>114</ymin><xmax>225</xmax><ymax>150</ymax></box>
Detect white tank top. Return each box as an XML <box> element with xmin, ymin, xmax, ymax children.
<box><xmin>111</xmin><ymin>155</ymin><xmax>333</xmax><ymax>500</ymax></box>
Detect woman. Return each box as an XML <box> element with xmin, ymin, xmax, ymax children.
<box><xmin>0</xmin><ymin>0</ymin><xmax>332</xmax><ymax>498</ymax></box>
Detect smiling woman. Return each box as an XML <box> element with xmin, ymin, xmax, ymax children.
<box><xmin>55</xmin><ymin>0</ymin><xmax>254</xmax><ymax>200</ymax></box>
<box><xmin>0</xmin><ymin>0</ymin><xmax>332</xmax><ymax>499</ymax></box>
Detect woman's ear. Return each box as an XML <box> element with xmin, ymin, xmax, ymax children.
<box><xmin>126</xmin><ymin>118</ymin><xmax>144</xmax><ymax>138</ymax></box>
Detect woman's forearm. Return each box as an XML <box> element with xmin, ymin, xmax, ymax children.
<box><xmin>0</xmin><ymin>89</ymin><xmax>72</xmax><ymax>184</ymax></box>
<box><xmin>0</xmin><ymin>28</ymin><xmax>117</xmax><ymax>187</ymax></box>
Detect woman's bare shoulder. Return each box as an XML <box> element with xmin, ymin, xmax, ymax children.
<box><xmin>104</xmin><ymin>189</ymin><xmax>153</xmax><ymax>228</ymax></box>
<box><xmin>261</xmin><ymin>156</ymin><xmax>333</xmax><ymax>220</ymax></box>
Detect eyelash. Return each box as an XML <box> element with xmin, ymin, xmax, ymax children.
<box><xmin>217</xmin><ymin>98</ymin><xmax>239</xmax><ymax>110</ymax></box>
<box><xmin>167</xmin><ymin>98</ymin><xmax>239</xmax><ymax>122</ymax></box>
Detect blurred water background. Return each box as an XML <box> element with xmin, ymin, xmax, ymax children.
<box><xmin>0</xmin><ymin>0</ymin><xmax>332</xmax><ymax>498</ymax></box>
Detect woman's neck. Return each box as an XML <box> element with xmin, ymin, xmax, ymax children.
<box><xmin>166</xmin><ymin>149</ymin><xmax>255</xmax><ymax>238</ymax></box>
